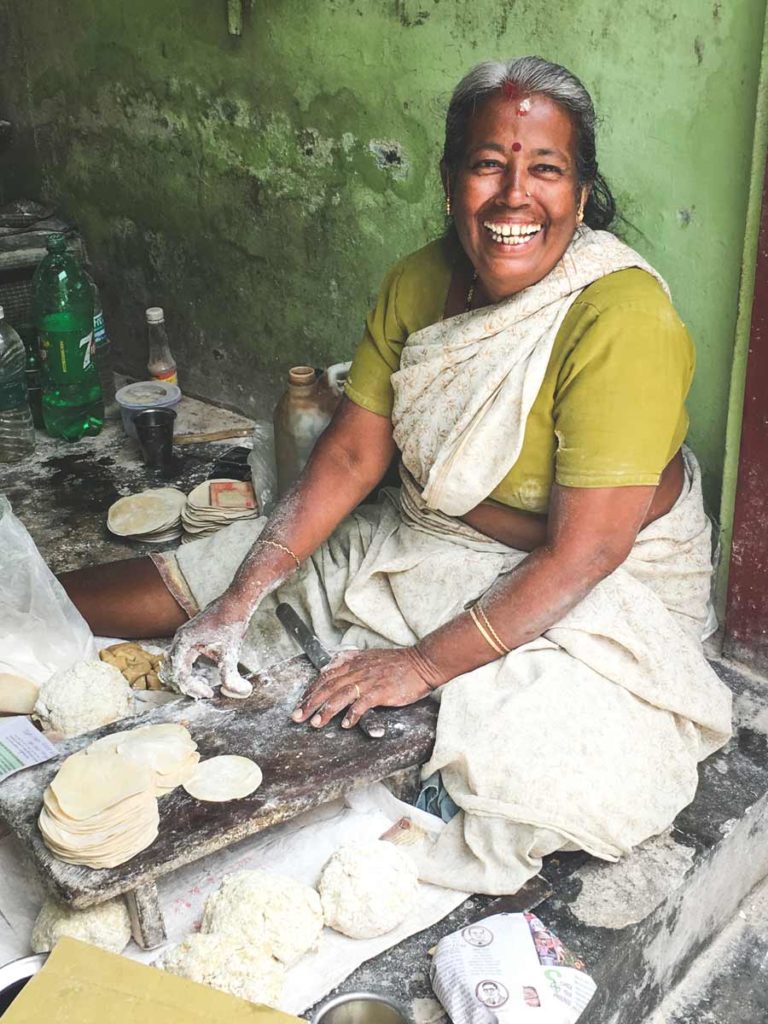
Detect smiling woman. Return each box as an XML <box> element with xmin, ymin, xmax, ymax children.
<box><xmin>59</xmin><ymin>56</ymin><xmax>732</xmax><ymax>896</ymax></box>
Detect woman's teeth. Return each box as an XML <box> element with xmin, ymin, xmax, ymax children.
<box><xmin>483</xmin><ymin>222</ymin><xmax>543</xmax><ymax>245</ymax></box>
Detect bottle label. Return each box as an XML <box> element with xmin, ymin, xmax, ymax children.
<box><xmin>93</xmin><ymin>311</ymin><xmax>108</xmax><ymax>348</ymax></box>
<box><xmin>40</xmin><ymin>329</ymin><xmax>97</xmax><ymax>385</ymax></box>
<box><xmin>0</xmin><ymin>370</ymin><xmax>28</xmax><ymax>412</ymax></box>
<box><xmin>151</xmin><ymin>368</ymin><xmax>178</xmax><ymax>385</ymax></box>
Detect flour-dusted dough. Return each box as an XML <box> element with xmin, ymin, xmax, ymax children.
<box><xmin>31</xmin><ymin>895</ymin><xmax>131</xmax><ymax>954</ymax></box>
<box><xmin>183</xmin><ymin>755</ymin><xmax>262</xmax><ymax>801</ymax></box>
<box><xmin>319</xmin><ymin>840</ymin><xmax>419</xmax><ymax>939</ymax></box>
<box><xmin>34</xmin><ymin>660</ymin><xmax>134</xmax><ymax>738</ymax></box>
<box><xmin>0</xmin><ymin>672</ymin><xmax>40</xmax><ymax>714</ymax></box>
<box><xmin>157</xmin><ymin>933</ymin><xmax>284</xmax><ymax>1008</ymax></box>
<box><xmin>201</xmin><ymin>870</ymin><xmax>323</xmax><ymax>966</ymax></box>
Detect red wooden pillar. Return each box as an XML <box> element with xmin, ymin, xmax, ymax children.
<box><xmin>723</xmin><ymin>159</ymin><xmax>768</xmax><ymax>672</ymax></box>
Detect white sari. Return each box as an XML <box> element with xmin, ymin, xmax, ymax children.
<box><xmin>169</xmin><ymin>227</ymin><xmax>732</xmax><ymax>893</ymax></box>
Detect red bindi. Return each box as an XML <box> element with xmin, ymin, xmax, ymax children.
<box><xmin>512</xmin><ymin>142</ymin><xmax>522</xmax><ymax>152</ymax></box>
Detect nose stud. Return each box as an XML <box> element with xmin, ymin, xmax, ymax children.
<box><xmin>525</xmin><ymin>191</ymin><xmax>531</xmax><ymax>197</ymax></box>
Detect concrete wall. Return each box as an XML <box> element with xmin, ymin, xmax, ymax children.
<box><xmin>0</xmin><ymin>0</ymin><xmax>765</xmax><ymax>512</ymax></box>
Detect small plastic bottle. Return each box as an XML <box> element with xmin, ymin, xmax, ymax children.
<box><xmin>146</xmin><ymin>307</ymin><xmax>178</xmax><ymax>385</ymax></box>
<box><xmin>0</xmin><ymin>306</ymin><xmax>36</xmax><ymax>462</ymax></box>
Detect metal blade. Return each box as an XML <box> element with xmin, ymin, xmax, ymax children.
<box><xmin>275</xmin><ymin>602</ymin><xmax>387</xmax><ymax>740</ymax></box>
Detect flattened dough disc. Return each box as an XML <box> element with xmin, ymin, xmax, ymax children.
<box><xmin>50</xmin><ymin>751</ymin><xmax>154</xmax><ymax>819</ymax></box>
<box><xmin>183</xmin><ymin>755</ymin><xmax>263</xmax><ymax>801</ymax></box>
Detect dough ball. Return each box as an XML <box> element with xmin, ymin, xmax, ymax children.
<box><xmin>34</xmin><ymin>660</ymin><xmax>134</xmax><ymax>737</ymax></box>
<box><xmin>201</xmin><ymin>869</ymin><xmax>323</xmax><ymax>966</ymax></box>
<box><xmin>31</xmin><ymin>895</ymin><xmax>131</xmax><ymax>954</ymax></box>
<box><xmin>0</xmin><ymin>672</ymin><xmax>40</xmax><ymax>715</ymax></box>
<box><xmin>158</xmin><ymin>933</ymin><xmax>284</xmax><ymax>1007</ymax></box>
<box><xmin>319</xmin><ymin>840</ymin><xmax>419</xmax><ymax>939</ymax></box>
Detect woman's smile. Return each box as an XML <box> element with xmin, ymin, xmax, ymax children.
<box><xmin>451</xmin><ymin>92</ymin><xmax>583</xmax><ymax>301</ymax></box>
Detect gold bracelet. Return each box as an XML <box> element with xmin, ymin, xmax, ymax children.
<box><xmin>261</xmin><ymin>538</ymin><xmax>301</xmax><ymax>568</ymax></box>
<box><xmin>469</xmin><ymin>604</ymin><xmax>506</xmax><ymax>656</ymax></box>
<box><xmin>475</xmin><ymin>603</ymin><xmax>510</xmax><ymax>654</ymax></box>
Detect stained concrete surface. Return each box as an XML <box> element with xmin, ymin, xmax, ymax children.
<box><xmin>0</xmin><ymin>392</ymin><xmax>255</xmax><ymax>572</ymax></box>
<box><xmin>645</xmin><ymin>873</ymin><xmax>768</xmax><ymax>1024</ymax></box>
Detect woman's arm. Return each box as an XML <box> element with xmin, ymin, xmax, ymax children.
<box><xmin>167</xmin><ymin>398</ymin><xmax>396</xmax><ymax>694</ymax></box>
<box><xmin>293</xmin><ymin>480</ymin><xmax>656</xmax><ymax>727</ymax></box>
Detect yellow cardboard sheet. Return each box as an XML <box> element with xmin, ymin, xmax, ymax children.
<box><xmin>3</xmin><ymin>938</ymin><xmax>301</xmax><ymax>1024</ymax></box>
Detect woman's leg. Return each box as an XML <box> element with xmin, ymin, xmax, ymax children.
<box><xmin>57</xmin><ymin>557</ymin><xmax>189</xmax><ymax>638</ymax></box>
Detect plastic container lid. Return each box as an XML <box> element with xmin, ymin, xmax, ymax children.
<box><xmin>145</xmin><ymin>307</ymin><xmax>165</xmax><ymax>323</ymax></box>
<box><xmin>116</xmin><ymin>380</ymin><xmax>181</xmax><ymax>410</ymax></box>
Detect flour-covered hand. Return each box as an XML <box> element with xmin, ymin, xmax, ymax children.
<box><xmin>291</xmin><ymin>647</ymin><xmax>446</xmax><ymax>729</ymax></box>
<box><xmin>163</xmin><ymin>595</ymin><xmax>253</xmax><ymax>699</ymax></box>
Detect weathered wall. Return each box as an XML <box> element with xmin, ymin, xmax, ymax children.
<box><xmin>0</xmin><ymin>0</ymin><xmax>765</xmax><ymax>511</ymax></box>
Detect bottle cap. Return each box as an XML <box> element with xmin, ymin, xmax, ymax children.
<box><xmin>145</xmin><ymin>307</ymin><xmax>165</xmax><ymax>323</ymax></box>
<box><xmin>288</xmin><ymin>366</ymin><xmax>316</xmax><ymax>386</ymax></box>
<box><xmin>46</xmin><ymin>233</ymin><xmax>67</xmax><ymax>252</ymax></box>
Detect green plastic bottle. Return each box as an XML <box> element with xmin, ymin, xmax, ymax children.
<box><xmin>33</xmin><ymin>234</ymin><xmax>103</xmax><ymax>440</ymax></box>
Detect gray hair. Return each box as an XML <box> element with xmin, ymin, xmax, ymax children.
<box><xmin>443</xmin><ymin>56</ymin><xmax>615</xmax><ymax>229</ymax></box>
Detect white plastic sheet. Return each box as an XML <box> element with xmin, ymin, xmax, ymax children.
<box><xmin>0</xmin><ymin>495</ymin><xmax>96</xmax><ymax>683</ymax></box>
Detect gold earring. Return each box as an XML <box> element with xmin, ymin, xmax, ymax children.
<box><xmin>445</xmin><ymin>193</ymin><xmax>452</xmax><ymax>217</ymax></box>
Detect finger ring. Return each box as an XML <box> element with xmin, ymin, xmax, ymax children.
<box><xmin>353</xmin><ymin>684</ymin><xmax>361</xmax><ymax>700</ymax></box>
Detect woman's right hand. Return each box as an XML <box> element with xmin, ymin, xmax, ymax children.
<box><xmin>163</xmin><ymin>593</ymin><xmax>254</xmax><ymax>699</ymax></box>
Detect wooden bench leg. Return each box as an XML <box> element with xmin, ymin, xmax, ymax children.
<box><xmin>125</xmin><ymin>882</ymin><xmax>167</xmax><ymax>950</ymax></box>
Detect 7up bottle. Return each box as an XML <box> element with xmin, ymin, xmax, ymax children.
<box><xmin>33</xmin><ymin>234</ymin><xmax>103</xmax><ymax>440</ymax></box>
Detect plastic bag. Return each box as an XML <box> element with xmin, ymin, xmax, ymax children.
<box><xmin>0</xmin><ymin>495</ymin><xmax>96</xmax><ymax>683</ymax></box>
<box><xmin>247</xmin><ymin>420</ymin><xmax>278</xmax><ymax>517</ymax></box>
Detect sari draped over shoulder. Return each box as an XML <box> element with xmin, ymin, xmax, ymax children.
<box><xmin>164</xmin><ymin>227</ymin><xmax>732</xmax><ymax>895</ymax></box>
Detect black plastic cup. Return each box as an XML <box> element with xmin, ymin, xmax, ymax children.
<box><xmin>133</xmin><ymin>407</ymin><xmax>176</xmax><ymax>474</ymax></box>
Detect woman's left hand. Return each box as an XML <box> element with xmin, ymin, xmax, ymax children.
<box><xmin>291</xmin><ymin>647</ymin><xmax>445</xmax><ymax>729</ymax></box>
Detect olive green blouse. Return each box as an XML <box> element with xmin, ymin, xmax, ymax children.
<box><xmin>345</xmin><ymin>237</ymin><xmax>693</xmax><ymax>514</ymax></box>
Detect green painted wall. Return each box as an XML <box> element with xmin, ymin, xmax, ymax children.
<box><xmin>0</xmin><ymin>0</ymin><xmax>765</xmax><ymax>514</ymax></box>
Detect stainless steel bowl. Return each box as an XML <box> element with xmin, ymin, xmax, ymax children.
<box><xmin>0</xmin><ymin>953</ymin><xmax>47</xmax><ymax>1015</ymax></box>
<box><xmin>312</xmin><ymin>992</ymin><xmax>408</xmax><ymax>1024</ymax></box>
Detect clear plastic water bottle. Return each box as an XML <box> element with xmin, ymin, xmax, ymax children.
<box><xmin>0</xmin><ymin>306</ymin><xmax>36</xmax><ymax>462</ymax></box>
<box><xmin>33</xmin><ymin>234</ymin><xmax>103</xmax><ymax>440</ymax></box>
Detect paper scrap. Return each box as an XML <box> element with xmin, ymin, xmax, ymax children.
<box><xmin>0</xmin><ymin>717</ymin><xmax>57</xmax><ymax>782</ymax></box>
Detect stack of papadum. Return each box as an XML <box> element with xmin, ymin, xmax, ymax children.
<box><xmin>38</xmin><ymin>724</ymin><xmax>198</xmax><ymax>868</ymax></box>
<box><xmin>107</xmin><ymin>488</ymin><xmax>186</xmax><ymax>543</ymax></box>
<box><xmin>181</xmin><ymin>479</ymin><xmax>260</xmax><ymax>543</ymax></box>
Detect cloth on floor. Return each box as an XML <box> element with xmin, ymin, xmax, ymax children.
<box><xmin>417</xmin><ymin>772</ymin><xmax>460</xmax><ymax>823</ymax></box>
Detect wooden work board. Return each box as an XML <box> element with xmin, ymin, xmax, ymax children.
<box><xmin>0</xmin><ymin>655</ymin><xmax>438</xmax><ymax>948</ymax></box>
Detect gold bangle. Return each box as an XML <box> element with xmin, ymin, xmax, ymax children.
<box><xmin>475</xmin><ymin>603</ymin><xmax>510</xmax><ymax>654</ymax></box>
<box><xmin>469</xmin><ymin>604</ymin><xmax>506</xmax><ymax>656</ymax></box>
<box><xmin>261</xmin><ymin>538</ymin><xmax>301</xmax><ymax>568</ymax></box>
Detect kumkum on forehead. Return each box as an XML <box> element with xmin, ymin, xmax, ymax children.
<box><xmin>501</xmin><ymin>80</ymin><xmax>532</xmax><ymax>116</ymax></box>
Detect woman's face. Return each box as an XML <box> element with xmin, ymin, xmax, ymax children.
<box><xmin>450</xmin><ymin>91</ymin><xmax>585</xmax><ymax>302</ymax></box>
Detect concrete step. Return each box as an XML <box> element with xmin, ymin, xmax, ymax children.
<box><xmin>643</xmin><ymin>871</ymin><xmax>768</xmax><ymax>1024</ymax></box>
<box><xmin>323</xmin><ymin>656</ymin><xmax>768</xmax><ymax>1024</ymax></box>
<box><xmin>532</xmin><ymin>656</ymin><xmax>768</xmax><ymax>1024</ymax></box>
